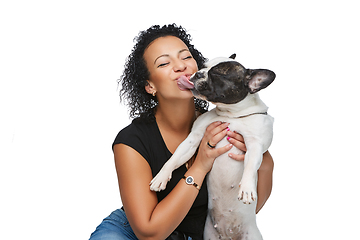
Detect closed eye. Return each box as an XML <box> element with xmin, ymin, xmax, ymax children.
<box><xmin>157</xmin><ymin>62</ymin><xmax>169</xmax><ymax>68</ymax></box>
<box><xmin>157</xmin><ymin>56</ymin><xmax>192</xmax><ymax>68</ymax></box>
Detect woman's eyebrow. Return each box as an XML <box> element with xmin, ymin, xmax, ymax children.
<box><xmin>178</xmin><ymin>49</ymin><xmax>190</xmax><ymax>54</ymax></box>
<box><xmin>154</xmin><ymin>54</ymin><xmax>169</xmax><ymax>64</ymax></box>
<box><xmin>153</xmin><ymin>49</ymin><xmax>190</xmax><ymax>64</ymax></box>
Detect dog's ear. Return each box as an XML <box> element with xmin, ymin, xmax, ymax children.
<box><xmin>245</xmin><ymin>69</ymin><xmax>276</xmax><ymax>93</ymax></box>
<box><xmin>229</xmin><ymin>53</ymin><xmax>236</xmax><ymax>59</ymax></box>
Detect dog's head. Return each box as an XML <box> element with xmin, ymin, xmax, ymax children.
<box><xmin>189</xmin><ymin>54</ymin><xmax>276</xmax><ymax>104</ymax></box>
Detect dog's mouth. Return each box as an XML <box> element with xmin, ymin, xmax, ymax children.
<box><xmin>176</xmin><ymin>75</ymin><xmax>194</xmax><ymax>91</ymax></box>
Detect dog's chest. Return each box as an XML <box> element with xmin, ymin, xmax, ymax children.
<box><xmin>206</xmin><ymin>119</ymin><xmax>247</xmax><ymax>188</ymax></box>
<box><xmin>204</xmin><ymin>120</ymin><xmax>258</xmax><ymax>238</ymax></box>
<box><xmin>206</xmin><ymin>143</ymin><xmax>245</xmax><ymax>206</ymax></box>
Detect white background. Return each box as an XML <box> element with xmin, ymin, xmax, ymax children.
<box><xmin>1</xmin><ymin>0</ymin><xmax>359</xmax><ymax>239</ymax></box>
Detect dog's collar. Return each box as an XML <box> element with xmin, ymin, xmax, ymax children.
<box><xmin>215</xmin><ymin>108</ymin><xmax>268</xmax><ymax>118</ymax></box>
<box><xmin>235</xmin><ymin>112</ymin><xmax>268</xmax><ymax>118</ymax></box>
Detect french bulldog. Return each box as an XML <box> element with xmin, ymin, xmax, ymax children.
<box><xmin>150</xmin><ymin>54</ymin><xmax>275</xmax><ymax>240</ymax></box>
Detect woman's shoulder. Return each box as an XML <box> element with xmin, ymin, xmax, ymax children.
<box><xmin>112</xmin><ymin>118</ymin><xmax>158</xmax><ymax>162</ymax></box>
<box><xmin>112</xmin><ymin>117</ymin><xmax>159</xmax><ymax>149</ymax></box>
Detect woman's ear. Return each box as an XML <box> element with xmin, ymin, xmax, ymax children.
<box><xmin>145</xmin><ymin>80</ymin><xmax>157</xmax><ymax>96</ymax></box>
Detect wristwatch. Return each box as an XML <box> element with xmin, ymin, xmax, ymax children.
<box><xmin>182</xmin><ymin>176</ymin><xmax>200</xmax><ymax>190</ymax></box>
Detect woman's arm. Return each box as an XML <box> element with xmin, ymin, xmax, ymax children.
<box><xmin>226</xmin><ymin>131</ymin><xmax>274</xmax><ymax>213</ymax></box>
<box><xmin>255</xmin><ymin>150</ymin><xmax>274</xmax><ymax>213</ymax></box>
<box><xmin>114</xmin><ymin>121</ymin><xmax>232</xmax><ymax>240</ymax></box>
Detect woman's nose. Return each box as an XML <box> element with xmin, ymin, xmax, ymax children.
<box><xmin>173</xmin><ymin>59</ymin><xmax>186</xmax><ymax>72</ymax></box>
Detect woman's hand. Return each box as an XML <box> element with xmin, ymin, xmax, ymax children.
<box><xmin>226</xmin><ymin>130</ymin><xmax>247</xmax><ymax>161</ymax></box>
<box><xmin>192</xmin><ymin>121</ymin><xmax>233</xmax><ymax>174</ymax></box>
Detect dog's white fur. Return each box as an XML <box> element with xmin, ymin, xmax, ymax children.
<box><xmin>150</xmin><ymin>57</ymin><xmax>274</xmax><ymax>240</ymax></box>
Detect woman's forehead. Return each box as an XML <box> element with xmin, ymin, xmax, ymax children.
<box><xmin>144</xmin><ymin>36</ymin><xmax>189</xmax><ymax>61</ymax></box>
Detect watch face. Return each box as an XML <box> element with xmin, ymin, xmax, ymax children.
<box><xmin>186</xmin><ymin>176</ymin><xmax>194</xmax><ymax>184</ymax></box>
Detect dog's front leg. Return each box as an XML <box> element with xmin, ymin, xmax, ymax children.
<box><xmin>238</xmin><ymin>143</ymin><xmax>264</xmax><ymax>204</ymax></box>
<box><xmin>150</xmin><ymin>131</ymin><xmax>203</xmax><ymax>192</ymax></box>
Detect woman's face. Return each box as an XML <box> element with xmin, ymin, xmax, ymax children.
<box><xmin>143</xmin><ymin>36</ymin><xmax>198</xmax><ymax>101</ymax></box>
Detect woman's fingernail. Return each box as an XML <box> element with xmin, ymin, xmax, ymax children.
<box><xmin>227</xmin><ymin>127</ymin><xmax>230</xmax><ymax>131</ymax></box>
<box><xmin>227</xmin><ymin>136</ymin><xmax>230</xmax><ymax>141</ymax></box>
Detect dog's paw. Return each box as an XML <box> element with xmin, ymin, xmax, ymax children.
<box><xmin>149</xmin><ymin>171</ymin><xmax>172</xmax><ymax>192</ymax></box>
<box><xmin>238</xmin><ymin>179</ymin><xmax>257</xmax><ymax>204</ymax></box>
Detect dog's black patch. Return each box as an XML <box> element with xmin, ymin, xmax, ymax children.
<box><xmin>200</xmin><ymin>61</ymin><xmax>249</xmax><ymax>104</ymax></box>
<box><xmin>191</xmin><ymin>60</ymin><xmax>276</xmax><ymax>104</ymax></box>
<box><xmin>193</xmin><ymin>71</ymin><xmax>206</xmax><ymax>80</ymax></box>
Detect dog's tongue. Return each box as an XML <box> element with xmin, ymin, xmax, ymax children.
<box><xmin>177</xmin><ymin>75</ymin><xmax>194</xmax><ymax>90</ymax></box>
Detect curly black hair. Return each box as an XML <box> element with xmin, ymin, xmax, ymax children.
<box><xmin>118</xmin><ymin>24</ymin><xmax>209</xmax><ymax>120</ymax></box>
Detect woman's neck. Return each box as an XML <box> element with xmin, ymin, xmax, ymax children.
<box><xmin>155</xmin><ymin>98</ymin><xmax>196</xmax><ymax>134</ymax></box>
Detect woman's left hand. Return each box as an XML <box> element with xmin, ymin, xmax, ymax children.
<box><xmin>226</xmin><ymin>130</ymin><xmax>247</xmax><ymax>161</ymax></box>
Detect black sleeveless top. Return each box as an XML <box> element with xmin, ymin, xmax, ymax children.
<box><xmin>113</xmin><ymin>117</ymin><xmax>208</xmax><ymax>239</ymax></box>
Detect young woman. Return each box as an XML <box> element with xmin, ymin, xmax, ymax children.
<box><xmin>89</xmin><ymin>24</ymin><xmax>274</xmax><ymax>240</ymax></box>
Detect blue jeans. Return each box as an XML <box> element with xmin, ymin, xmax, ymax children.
<box><xmin>89</xmin><ymin>209</ymin><xmax>138</xmax><ymax>240</ymax></box>
<box><xmin>89</xmin><ymin>209</ymin><xmax>193</xmax><ymax>240</ymax></box>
